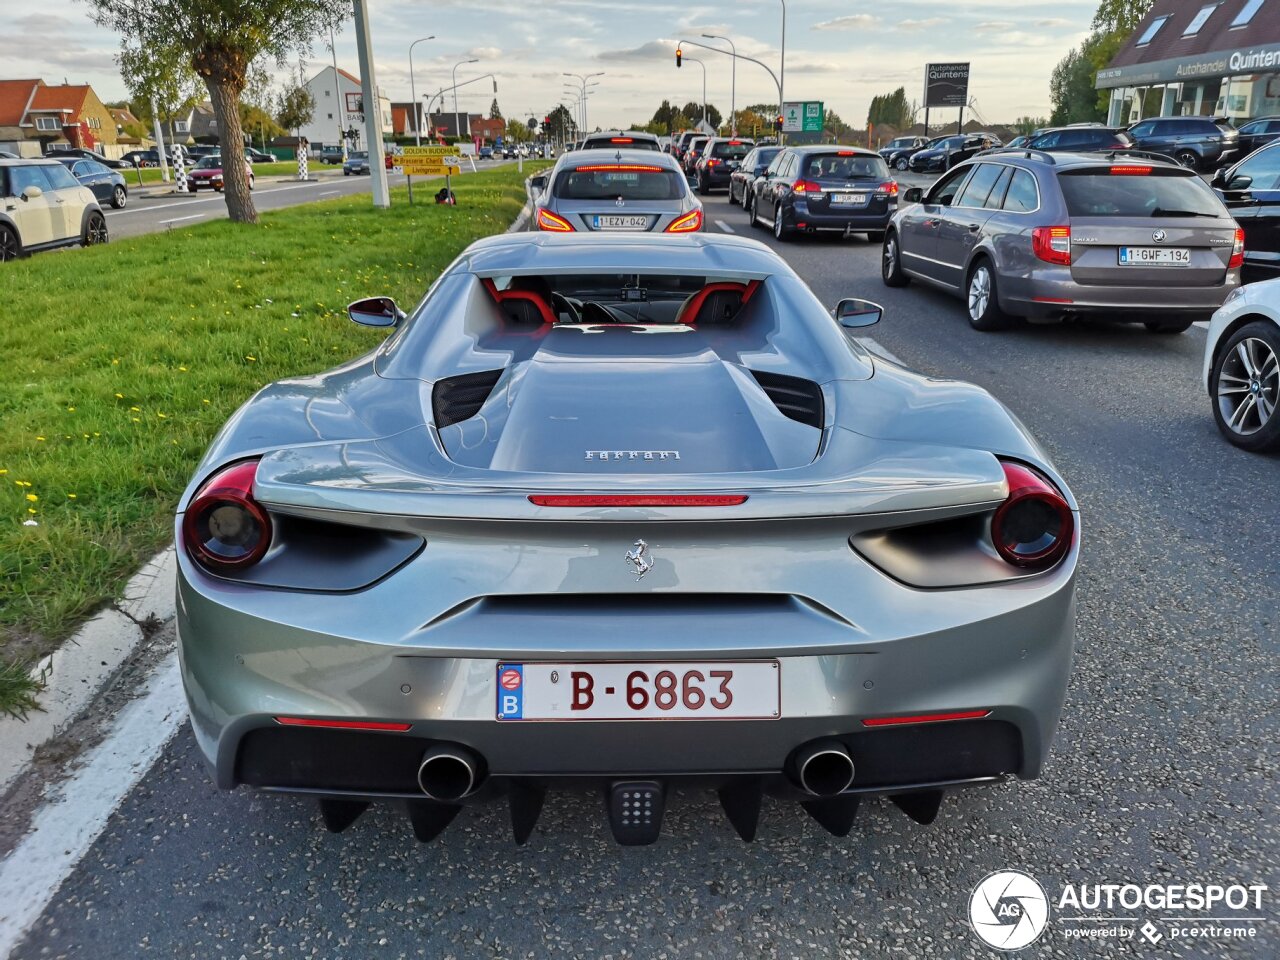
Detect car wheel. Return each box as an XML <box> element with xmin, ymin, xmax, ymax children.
<box><xmin>894</xmin><ymin>156</ymin><xmax>908</xmax><ymax>171</ymax></box>
<box><xmin>1211</xmin><ymin>320</ymin><xmax>1280</xmax><ymax>452</ymax></box>
<box><xmin>1143</xmin><ymin>320</ymin><xmax>1194</xmax><ymax>334</ymax></box>
<box><xmin>965</xmin><ymin>259</ymin><xmax>1010</xmax><ymax>331</ymax></box>
<box><xmin>748</xmin><ymin>192</ymin><xmax>761</xmax><ymax>228</ymax></box>
<box><xmin>773</xmin><ymin>202</ymin><xmax>792</xmax><ymax>240</ymax></box>
<box><xmin>881</xmin><ymin>231</ymin><xmax>908</xmax><ymax>287</ymax></box>
<box><xmin>1176</xmin><ymin>150</ymin><xmax>1199</xmax><ymax>169</ymax></box>
<box><xmin>249</xmin><ymin>176</ymin><xmax>255</xmax><ymax>190</ymax></box>
<box><xmin>82</xmin><ymin>211</ymin><xmax>108</xmax><ymax>247</ymax></box>
<box><xmin>344</xmin><ymin>170</ymin><xmax>350</xmax><ymax>176</ymax></box>
<box><xmin>187</xmin><ymin>182</ymin><xmax>197</xmax><ymax>192</ymax></box>
<box><xmin>0</xmin><ymin>225</ymin><xmax>20</xmax><ymax>261</ymax></box>
<box><xmin>698</xmin><ymin>177</ymin><xmax>710</xmax><ymax>196</ymax></box>
<box><xmin>112</xmin><ymin>185</ymin><xmax>127</xmax><ymax>209</ymax></box>
<box><xmin>745</xmin><ymin>189</ymin><xmax>754</xmax><ymax>216</ymax></box>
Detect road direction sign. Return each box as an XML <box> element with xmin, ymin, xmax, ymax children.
<box><xmin>782</xmin><ymin>102</ymin><xmax>824</xmax><ymax>133</ymax></box>
<box><xmin>400</xmin><ymin>145</ymin><xmax>460</xmax><ymax>175</ymax></box>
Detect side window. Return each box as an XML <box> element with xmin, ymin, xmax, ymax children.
<box><xmin>927</xmin><ymin>166</ymin><xmax>972</xmax><ymax>206</ymax></box>
<box><xmin>40</xmin><ymin>164</ymin><xmax>82</xmax><ymax>191</ymax></box>
<box><xmin>71</xmin><ymin>162</ymin><xmax>89</xmax><ymax>177</ymax></box>
<box><xmin>1002</xmin><ymin>169</ymin><xmax>1039</xmax><ymax>212</ymax></box>
<box><xmin>1233</xmin><ymin>147</ymin><xmax>1280</xmax><ymax>190</ymax></box>
<box><xmin>955</xmin><ymin>163</ymin><xmax>1003</xmax><ymax>207</ymax></box>
<box><xmin>1265</xmin><ymin>120</ymin><xmax>1280</xmax><ymax>134</ymax></box>
<box><xmin>1033</xmin><ymin>131</ymin><xmax>1062</xmax><ymax>148</ymax></box>
<box><xmin>766</xmin><ymin>152</ymin><xmax>786</xmax><ymax>176</ymax></box>
<box><xmin>87</xmin><ymin>161</ymin><xmax>108</xmax><ymax>176</ymax></box>
<box><xmin>1130</xmin><ymin>122</ymin><xmax>1154</xmax><ymax>138</ymax></box>
<box><xmin>983</xmin><ymin>167</ymin><xmax>1014</xmax><ymax>209</ymax></box>
<box><xmin>7</xmin><ymin>165</ymin><xmax>47</xmax><ymax>197</ymax></box>
<box><xmin>781</xmin><ymin>155</ymin><xmax>797</xmax><ymax>179</ymax></box>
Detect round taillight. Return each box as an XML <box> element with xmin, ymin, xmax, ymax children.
<box><xmin>182</xmin><ymin>460</ymin><xmax>272</xmax><ymax>571</ymax></box>
<box><xmin>991</xmin><ymin>462</ymin><xmax>1074</xmax><ymax>569</ymax></box>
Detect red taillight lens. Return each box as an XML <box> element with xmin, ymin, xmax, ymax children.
<box><xmin>182</xmin><ymin>460</ymin><xmax>272</xmax><ymax>571</ymax></box>
<box><xmin>1109</xmin><ymin>165</ymin><xmax>1151</xmax><ymax>175</ymax></box>
<box><xmin>1031</xmin><ymin>225</ymin><xmax>1072</xmax><ymax>265</ymax></box>
<box><xmin>793</xmin><ymin>179</ymin><xmax>822</xmax><ymax>194</ymax></box>
<box><xmin>666</xmin><ymin>208</ymin><xmax>703</xmax><ymax>232</ymax></box>
<box><xmin>274</xmin><ymin>717</ymin><xmax>412</xmax><ymax>731</ymax></box>
<box><xmin>879</xmin><ymin>180</ymin><xmax>899</xmax><ymax>196</ymax></box>
<box><xmin>862</xmin><ymin>709</ymin><xmax>991</xmax><ymax>727</ymax></box>
<box><xmin>706</xmin><ymin>158</ymin><xmax>720</xmax><ymax>167</ymax></box>
<box><xmin>990</xmin><ymin>462</ymin><xmax>1074</xmax><ymax>569</ymax></box>
<box><xmin>610</xmin><ymin>137</ymin><xmax>634</xmax><ymax>143</ymax></box>
<box><xmin>528</xmin><ymin>494</ymin><xmax>747</xmax><ymax>507</ymax></box>
<box><xmin>536</xmin><ymin>208</ymin><xmax>575</xmax><ymax>232</ymax></box>
<box><xmin>1229</xmin><ymin>227</ymin><xmax>1245</xmax><ymax>269</ymax></box>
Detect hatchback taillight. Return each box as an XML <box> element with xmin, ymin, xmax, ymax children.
<box><xmin>991</xmin><ymin>462</ymin><xmax>1073</xmax><ymax>570</ymax></box>
<box><xmin>1032</xmin><ymin>225</ymin><xmax>1072</xmax><ymax>265</ymax></box>
<box><xmin>793</xmin><ymin>179</ymin><xmax>822</xmax><ymax>194</ymax></box>
<box><xmin>182</xmin><ymin>460</ymin><xmax>272</xmax><ymax>571</ymax></box>
<box><xmin>1229</xmin><ymin>227</ymin><xmax>1245</xmax><ymax>269</ymax></box>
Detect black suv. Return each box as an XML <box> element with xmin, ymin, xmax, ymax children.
<box><xmin>1213</xmin><ymin>139</ymin><xmax>1280</xmax><ymax>282</ymax></box>
<box><xmin>1125</xmin><ymin>116</ymin><xmax>1239</xmax><ymax>170</ymax></box>
<box><xmin>879</xmin><ymin>136</ymin><xmax>928</xmax><ymax>171</ymax></box>
<box><xmin>749</xmin><ymin>145</ymin><xmax>897</xmax><ymax>241</ymax></box>
<box><xmin>908</xmin><ymin>133</ymin><xmax>1002</xmax><ymax>173</ymax></box>
<box><xmin>695</xmin><ymin>137</ymin><xmax>753</xmax><ymax>194</ymax></box>
<box><xmin>1236</xmin><ymin>116</ymin><xmax>1280</xmax><ymax>158</ymax></box>
<box><xmin>1024</xmin><ymin>126</ymin><xmax>1133</xmax><ymax>152</ymax></box>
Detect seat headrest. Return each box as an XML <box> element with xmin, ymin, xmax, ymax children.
<box><xmin>676</xmin><ymin>280</ymin><xmax>759</xmax><ymax>326</ymax></box>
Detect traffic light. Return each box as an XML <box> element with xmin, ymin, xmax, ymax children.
<box><xmin>676</xmin><ymin>48</ymin><xmax>682</xmax><ymax>68</ymax></box>
<box><xmin>775</xmin><ymin>115</ymin><xmax>784</xmax><ymax>131</ymax></box>
<box><xmin>544</xmin><ymin>116</ymin><xmax>550</xmax><ymax>126</ymax></box>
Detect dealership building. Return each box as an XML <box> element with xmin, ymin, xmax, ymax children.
<box><xmin>1096</xmin><ymin>0</ymin><xmax>1280</xmax><ymax>125</ymax></box>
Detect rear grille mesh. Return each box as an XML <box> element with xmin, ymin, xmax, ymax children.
<box><xmin>432</xmin><ymin>369</ymin><xmax>503</xmax><ymax>428</ymax></box>
<box><xmin>750</xmin><ymin>370</ymin><xmax>824</xmax><ymax>429</ymax></box>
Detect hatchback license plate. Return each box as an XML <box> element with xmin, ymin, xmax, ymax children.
<box><xmin>496</xmin><ymin>661</ymin><xmax>780</xmax><ymax>720</ymax></box>
<box><xmin>832</xmin><ymin>193</ymin><xmax>868</xmax><ymax>206</ymax></box>
<box><xmin>594</xmin><ymin>215</ymin><xmax>648</xmax><ymax>230</ymax></box>
<box><xmin>1118</xmin><ymin>246</ymin><xmax>1191</xmax><ymax>265</ymax></box>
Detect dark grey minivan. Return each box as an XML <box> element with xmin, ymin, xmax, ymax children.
<box><xmin>882</xmin><ymin>150</ymin><xmax>1243</xmax><ymax>332</ymax></box>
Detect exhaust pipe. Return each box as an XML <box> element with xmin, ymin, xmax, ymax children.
<box><xmin>417</xmin><ymin>744</ymin><xmax>483</xmax><ymax>802</ymax></box>
<box><xmin>791</xmin><ymin>739</ymin><xmax>855</xmax><ymax>797</ymax></box>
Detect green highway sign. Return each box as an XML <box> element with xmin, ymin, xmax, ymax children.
<box><xmin>782</xmin><ymin>101</ymin><xmax>824</xmax><ymax>134</ymax></box>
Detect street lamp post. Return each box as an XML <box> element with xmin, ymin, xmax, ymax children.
<box><xmin>683</xmin><ymin>57</ymin><xmax>707</xmax><ymax>126</ymax></box>
<box><xmin>408</xmin><ymin>36</ymin><xmax>435</xmax><ymax>146</ymax></box>
<box><xmin>564</xmin><ymin>72</ymin><xmax>603</xmax><ymax>134</ymax></box>
<box><xmin>778</xmin><ymin>0</ymin><xmax>787</xmax><ymax>128</ymax></box>
<box><xmin>453</xmin><ymin>58</ymin><xmax>479</xmax><ymax>140</ymax></box>
<box><xmin>702</xmin><ymin>34</ymin><xmax>735</xmax><ymax>135</ymax></box>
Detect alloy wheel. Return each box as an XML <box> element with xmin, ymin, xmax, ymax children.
<box><xmin>113</xmin><ymin>186</ymin><xmax>126</xmax><ymax>208</ymax></box>
<box><xmin>968</xmin><ymin>266</ymin><xmax>992</xmax><ymax>321</ymax></box>
<box><xmin>1176</xmin><ymin>151</ymin><xmax>1198</xmax><ymax>168</ymax></box>
<box><xmin>774</xmin><ymin>204</ymin><xmax>784</xmax><ymax>239</ymax></box>
<box><xmin>883</xmin><ymin>238</ymin><xmax>897</xmax><ymax>277</ymax></box>
<box><xmin>86</xmin><ymin>214</ymin><xmax>108</xmax><ymax>245</ymax></box>
<box><xmin>895</xmin><ymin>157</ymin><xmax>908</xmax><ymax>171</ymax></box>
<box><xmin>1217</xmin><ymin>337</ymin><xmax>1279</xmax><ymax>435</ymax></box>
<box><xmin>0</xmin><ymin>227</ymin><xmax>17</xmax><ymax>261</ymax></box>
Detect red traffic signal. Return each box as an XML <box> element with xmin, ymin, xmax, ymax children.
<box><xmin>676</xmin><ymin>49</ymin><xmax>682</xmax><ymax>68</ymax></box>
<box><xmin>544</xmin><ymin>116</ymin><xmax>550</xmax><ymax>125</ymax></box>
<box><xmin>775</xmin><ymin>115</ymin><xmax>784</xmax><ymax>131</ymax></box>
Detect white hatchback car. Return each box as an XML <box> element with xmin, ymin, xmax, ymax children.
<box><xmin>1203</xmin><ymin>279</ymin><xmax>1280</xmax><ymax>452</ymax></box>
<box><xmin>0</xmin><ymin>158</ymin><xmax>107</xmax><ymax>261</ymax></box>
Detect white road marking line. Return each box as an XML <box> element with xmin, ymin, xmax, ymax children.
<box><xmin>105</xmin><ymin>180</ymin><xmax>330</xmax><ymax>217</ymax></box>
<box><xmin>715</xmin><ymin>219</ymin><xmax>735</xmax><ymax>233</ymax></box>
<box><xmin>857</xmin><ymin>337</ymin><xmax>905</xmax><ymax>365</ymax></box>
<box><xmin>158</xmin><ymin>214</ymin><xmax>204</xmax><ymax>225</ymax></box>
<box><xmin>0</xmin><ymin>650</ymin><xmax>185</xmax><ymax>957</ymax></box>
<box><xmin>319</xmin><ymin>190</ymin><xmax>341</xmax><ymax>197</ymax></box>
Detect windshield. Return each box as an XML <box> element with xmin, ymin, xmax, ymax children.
<box><xmin>1058</xmin><ymin>169</ymin><xmax>1227</xmax><ymax>218</ymax></box>
<box><xmin>584</xmin><ymin>136</ymin><xmax>659</xmax><ymax>150</ymax></box>
<box><xmin>491</xmin><ymin>273</ymin><xmax>740</xmax><ymax>325</ymax></box>
<box><xmin>801</xmin><ymin>153</ymin><xmax>889</xmax><ymax>180</ymax></box>
<box><xmin>350</xmin><ymin>152</ymin><xmax>368</xmax><ymax>160</ymax></box>
<box><xmin>710</xmin><ymin>140</ymin><xmax>752</xmax><ymax>160</ymax></box>
<box><xmin>555</xmin><ymin>164</ymin><xmax>687</xmax><ymax>200</ymax></box>
<box><xmin>196</xmin><ymin>157</ymin><xmax>221</xmax><ymax>168</ymax></box>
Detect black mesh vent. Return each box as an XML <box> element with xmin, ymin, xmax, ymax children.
<box><xmin>750</xmin><ymin>370</ymin><xmax>824</xmax><ymax>429</ymax></box>
<box><xmin>432</xmin><ymin>369</ymin><xmax>503</xmax><ymax>428</ymax></box>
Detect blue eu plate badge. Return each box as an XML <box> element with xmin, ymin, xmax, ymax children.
<box><xmin>497</xmin><ymin>664</ymin><xmax>524</xmax><ymax>720</ymax></box>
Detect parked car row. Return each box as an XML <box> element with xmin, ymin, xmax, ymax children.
<box><xmin>0</xmin><ymin>158</ymin><xmax>109</xmax><ymax>260</ymax></box>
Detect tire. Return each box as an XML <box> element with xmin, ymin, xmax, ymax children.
<box><xmin>1176</xmin><ymin>150</ymin><xmax>1199</xmax><ymax>170</ymax></box>
<box><xmin>865</xmin><ymin>230</ymin><xmax>885</xmax><ymax>243</ymax></box>
<box><xmin>773</xmin><ymin>202</ymin><xmax>792</xmax><ymax>241</ymax></box>
<box><xmin>894</xmin><ymin>156</ymin><xmax>908</xmax><ymax>171</ymax></box>
<box><xmin>1210</xmin><ymin>319</ymin><xmax>1280</xmax><ymax>452</ymax></box>
<box><xmin>965</xmin><ymin>259</ymin><xmax>1011</xmax><ymax>331</ymax></box>
<box><xmin>249</xmin><ymin>176</ymin><xmax>255</xmax><ymax>191</ymax></box>
<box><xmin>745</xmin><ymin>188</ymin><xmax>754</xmax><ymax>217</ymax></box>
<box><xmin>881</xmin><ymin>230</ymin><xmax>908</xmax><ymax>287</ymax></box>
<box><xmin>111</xmin><ymin>185</ymin><xmax>127</xmax><ymax>209</ymax></box>
<box><xmin>0</xmin><ymin>225</ymin><xmax>20</xmax><ymax>262</ymax></box>
<box><xmin>1144</xmin><ymin>320</ymin><xmax>1194</xmax><ymax>334</ymax></box>
<box><xmin>188</xmin><ymin>182</ymin><xmax>197</xmax><ymax>192</ymax></box>
<box><xmin>748</xmin><ymin>192</ymin><xmax>761</xmax><ymax>228</ymax></box>
<box><xmin>344</xmin><ymin>170</ymin><xmax>350</xmax><ymax>176</ymax></box>
<box><xmin>698</xmin><ymin>177</ymin><xmax>710</xmax><ymax>196</ymax></box>
<box><xmin>82</xmin><ymin>211</ymin><xmax>108</xmax><ymax>247</ymax></box>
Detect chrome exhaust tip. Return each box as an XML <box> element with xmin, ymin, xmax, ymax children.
<box><xmin>417</xmin><ymin>744</ymin><xmax>482</xmax><ymax>802</ymax></box>
<box><xmin>791</xmin><ymin>739</ymin><xmax>855</xmax><ymax>798</ymax></box>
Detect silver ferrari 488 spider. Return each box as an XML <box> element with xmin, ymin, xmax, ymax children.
<box><xmin>177</xmin><ymin>232</ymin><xmax>1078</xmax><ymax>845</ymax></box>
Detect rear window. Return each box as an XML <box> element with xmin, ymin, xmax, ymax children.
<box><xmin>1058</xmin><ymin>169</ymin><xmax>1226</xmax><ymax>218</ymax></box>
<box><xmin>800</xmin><ymin>152</ymin><xmax>888</xmax><ymax>179</ymax></box>
<box><xmin>710</xmin><ymin>140</ymin><xmax>752</xmax><ymax>159</ymax></box>
<box><xmin>584</xmin><ymin>136</ymin><xmax>659</xmax><ymax>150</ymax></box>
<box><xmin>556</xmin><ymin>165</ymin><xmax>687</xmax><ymax>200</ymax></box>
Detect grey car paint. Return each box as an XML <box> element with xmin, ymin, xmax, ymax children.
<box><xmin>177</xmin><ymin>233</ymin><xmax>1077</xmax><ymax>828</ymax></box>
<box><xmin>531</xmin><ymin>148</ymin><xmax>701</xmax><ymax>233</ymax></box>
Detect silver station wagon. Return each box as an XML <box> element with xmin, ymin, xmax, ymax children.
<box><xmin>882</xmin><ymin>149</ymin><xmax>1244</xmax><ymax>333</ymax></box>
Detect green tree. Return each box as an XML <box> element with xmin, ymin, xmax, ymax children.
<box><xmin>1050</xmin><ymin>34</ymin><xmax>1108</xmax><ymax>126</ymax></box>
<box><xmin>116</xmin><ymin>39</ymin><xmax>203</xmax><ymax>144</ymax></box>
<box><xmin>544</xmin><ymin>104</ymin><xmax>575</xmax><ymax>142</ymax></box>
<box><xmin>275</xmin><ymin>81</ymin><xmax>315</xmax><ymax>136</ymax></box>
<box><xmin>1013</xmin><ymin>115</ymin><xmax>1050</xmax><ymax>135</ymax></box>
<box><xmin>489</xmin><ymin>98</ymin><xmax>503</xmax><ymax>120</ymax></box>
<box><xmin>867</xmin><ymin>87</ymin><xmax>912</xmax><ymax>128</ymax></box>
<box><xmin>681</xmin><ymin>101</ymin><xmax>721</xmax><ymax>129</ymax></box>
<box><xmin>1092</xmin><ymin>0</ymin><xmax>1154</xmax><ymax>33</ymax></box>
<box><xmin>86</xmin><ymin>0</ymin><xmax>348</xmax><ymax>224</ymax></box>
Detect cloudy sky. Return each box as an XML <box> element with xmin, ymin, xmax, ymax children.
<box><xmin>7</xmin><ymin>0</ymin><xmax>1097</xmax><ymax>127</ymax></box>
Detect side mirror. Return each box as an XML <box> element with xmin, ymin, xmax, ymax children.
<box><xmin>903</xmin><ymin>186</ymin><xmax>924</xmax><ymax>204</ymax></box>
<box><xmin>1226</xmin><ymin>174</ymin><xmax>1253</xmax><ymax>191</ymax></box>
<box><xmin>834</xmin><ymin>298</ymin><xmax>882</xmax><ymax>328</ymax></box>
<box><xmin>21</xmin><ymin>185</ymin><xmax>42</xmax><ymax>201</ymax></box>
<box><xmin>1210</xmin><ymin>167</ymin><xmax>1229</xmax><ymax>187</ymax></box>
<box><xmin>529</xmin><ymin>174</ymin><xmax>548</xmax><ymax>191</ymax></box>
<box><xmin>348</xmin><ymin>296</ymin><xmax>404</xmax><ymax>328</ymax></box>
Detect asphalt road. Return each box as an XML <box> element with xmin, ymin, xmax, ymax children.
<box><xmin>8</xmin><ymin>190</ymin><xmax>1278</xmax><ymax>959</ymax></box>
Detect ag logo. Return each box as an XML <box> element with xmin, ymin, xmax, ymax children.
<box><xmin>969</xmin><ymin>870</ymin><xmax>1049</xmax><ymax>951</ymax></box>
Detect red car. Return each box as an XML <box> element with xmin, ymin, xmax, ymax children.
<box><xmin>187</xmin><ymin>154</ymin><xmax>255</xmax><ymax>192</ymax></box>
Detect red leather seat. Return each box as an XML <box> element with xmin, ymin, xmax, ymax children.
<box><xmin>676</xmin><ymin>280</ymin><xmax>760</xmax><ymax>326</ymax></box>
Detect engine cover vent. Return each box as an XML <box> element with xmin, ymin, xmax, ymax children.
<box><xmin>432</xmin><ymin>369</ymin><xmax>504</xmax><ymax>428</ymax></box>
<box><xmin>750</xmin><ymin>370</ymin><xmax>824</xmax><ymax>429</ymax></box>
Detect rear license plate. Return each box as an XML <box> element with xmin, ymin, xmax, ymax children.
<box><xmin>831</xmin><ymin>193</ymin><xmax>868</xmax><ymax>206</ymax></box>
<box><xmin>1118</xmin><ymin>246</ymin><xmax>1191</xmax><ymax>265</ymax></box>
<box><xmin>593</xmin><ymin>215</ymin><xmax>649</xmax><ymax>230</ymax></box>
<box><xmin>495</xmin><ymin>661</ymin><xmax>780</xmax><ymax>720</ymax></box>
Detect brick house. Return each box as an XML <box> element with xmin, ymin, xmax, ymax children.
<box><xmin>0</xmin><ymin>79</ymin><xmax>118</xmax><ymax>152</ymax></box>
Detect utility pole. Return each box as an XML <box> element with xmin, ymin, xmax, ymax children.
<box><xmin>408</xmin><ymin>36</ymin><xmax>435</xmax><ymax>146</ymax></box>
<box><xmin>351</xmin><ymin>0</ymin><xmax>389</xmax><ymax>207</ymax></box>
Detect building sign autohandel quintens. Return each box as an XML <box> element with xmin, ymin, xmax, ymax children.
<box><xmin>925</xmin><ymin>62</ymin><xmax>970</xmax><ymax>108</ymax></box>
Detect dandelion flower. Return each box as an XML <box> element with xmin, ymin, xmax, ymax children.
<box><xmin>25</xmin><ymin>493</ymin><xmax>38</xmax><ymax>502</ymax></box>
<box><xmin>35</xmin><ymin>436</ymin><xmax>45</xmax><ymax>442</ymax></box>
<box><xmin>115</xmin><ymin>393</ymin><xmax>124</xmax><ymax>399</ymax></box>
<box><xmin>245</xmin><ymin>356</ymin><xmax>257</xmax><ymax>362</ymax></box>
<box><xmin>67</xmin><ymin>493</ymin><xmax>76</xmax><ymax>499</ymax></box>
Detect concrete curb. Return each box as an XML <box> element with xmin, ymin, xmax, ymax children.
<box><xmin>0</xmin><ymin>547</ymin><xmax>177</xmax><ymax>796</ymax></box>
<box><xmin>507</xmin><ymin>176</ymin><xmax>535</xmax><ymax>233</ymax></box>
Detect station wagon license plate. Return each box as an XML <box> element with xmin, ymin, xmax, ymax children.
<box><xmin>831</xmin><ymin>193</ymin><xmax>868</xmax><ymax>206</ymax></box>
<box><xmin>495</xmin><ymin>661</ymin><xmax>780</xmax><ymax>720</ymax></box>
<box><xmin>1118</xmin><ymin>246</ymin><xmax>1191</xmax><ymax>266</ymax></box>
<box><xmin>593</xmin><ymin>215</ymin><xmax>649</xmax><ymax>230</ymax></box>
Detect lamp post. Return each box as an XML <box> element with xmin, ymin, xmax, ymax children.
<box><xmin>408</xmin><ymin>36</ymin><xmax>435</xmax><ymax>146</ymax></box>
<box><xmin>702</xmin><ymin>34</ymin><xmax>735</xmax><ymax>135</ymax></box>
<box><xmin>564</xmin><ymin>72</ymin><xmax>603</xmax><ymax>133</ymax></box>
<box><xmin>680</xmin><ymin>55</ymin><xmax>707</xmax><ymax>127</ymax></box>
<box><xmin>778</xmin><ymin>0</ymin><xmax>787</xmax><ymax>129</ymax></box>
<box><xmin>453</xmin><ymin>58</ymin><xmax>479</xmax><ymax>140</ymax></box>
<box><xmin>329</xmin><ymin>27</ymin><xmax>348</xmax><ymax>161</ymax></box>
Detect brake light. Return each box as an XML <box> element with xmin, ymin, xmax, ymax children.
<box><xmin>1229</xmin><ymin>227</ymin><xmax>1245</xmax><ymax>269</ymax></box>
<box><xmin>182</xmin><ymin>460</ymin><xmax>272</xmax><ymax>571</ymax></box>
<box><xmin>610</xmin><ymin>137</ymin><xmax>634</xmax><ymax>143</ymax></box>
<box><xmin>536</xmin><ymin>208</ymin><xmax>575</xmax><ymax>232</ymax></box>
<box><xmin>1110</xmin><ymin>165</ymin><xmax>1152</xmax><ymax>175</ymax></box>
<box><xmin>793</xmin><ymin>179</ymin><xmax>822</xmax><ymax>194</ymax></box>
<box><xmin>878</xmin><ymin>180</ymin><xmax>899</xmax><ymax>196</ymax></box>
<box><xmin>728</xmin><ymin>140</ymin><xmax>742</xmax><ymax>145</ymax></box>
<box><xmin>529</xmin><ymin>494</ymin><xmax>747</xmax><ymax>507</ymax></box>
<box><xmin>990</xmin><ymin>461</ymin><xmax>1074</xmax><ymax>570</ymax></box>
<box><xmin>706</xmin><ymin>158</ymin><xmax>720</xmax><ymax>167</ymax></box>
<box><xmin>665</xmin><ymin>208</ymin><xmax>703</xmax><ymax>232</ymax></box>
<box><xmin>575</xmin><ymin>164</ymin><xmax>663</xmax><ymax>173</ymax></box>
<box><xmin>862</xmin><ymin>710</ymin><xmax>991</xmax><ymax>727</ymax></box>
<box><xmin>274</xmin><ymin>717</ymin><xmax>413</xmax><ymax>732</ymax></box>
<box><xmin>1031</xmin><ymin>225</ymin><xmax>1072</xmax><ymax>265</ymax></box>
<box><xmin>837</xmin><ymin>150</ymin><xmax>856</xmax><ymax>156</ymax></box>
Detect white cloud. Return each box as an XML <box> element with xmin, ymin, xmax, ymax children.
<box><xmin>812</xmin><ymin>14</ymin><xmax>879</xmax><ymax>31</ymax></box>
<box><xmin>896</xmin><ymin>18</ymin><xmax>947</xmax><ymax>31</ymax></box>
<box><xmin>468</xmin><ymin>46</ymin><xmax>503</xmax><ymax>60</ymax></box>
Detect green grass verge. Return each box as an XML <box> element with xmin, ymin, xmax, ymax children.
<box><xmin>0</xmin><ymin>163</ymin><xmax>545</xmax><ymax>716</ymax></box>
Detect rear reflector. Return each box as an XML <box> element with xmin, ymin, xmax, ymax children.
<box><xmin>529</xmin><ymin>494</ymin><xmax>748</xmax><ymax>507</ymax></box>
<box><xmin>862</xmin><ymin>710</ymin><xmax>991</xmax><ymax>727</ymax></box>
<box><xmin>1110</xmin><ymin>165</ymin><xmax>1151</xmax><ymax>175</ymax></box>
<box><xmin>1032</xmin><ymin>296</ymin><xmax>1074</xmax><ymax>304</ymax></box>
<box><xmin>275</xmin><ymin>717</ymin><xmax>413</xmax><ymax>731</ymax></box>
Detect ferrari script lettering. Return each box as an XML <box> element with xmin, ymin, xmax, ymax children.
<box><xmin>585</xmin><ymin>450</ymin><xmax>681</xmax><ymax>461</ymax></box>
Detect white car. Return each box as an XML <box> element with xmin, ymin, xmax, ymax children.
<box><xmin>0</xmin><ymin>158</ymin><xmax>107</xmax><ymax>261</ymax></box>
<box><xmin>1203</xmin><ymin>279</ymin><xmax>1280</xmax><ymax>452</ymax></box>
